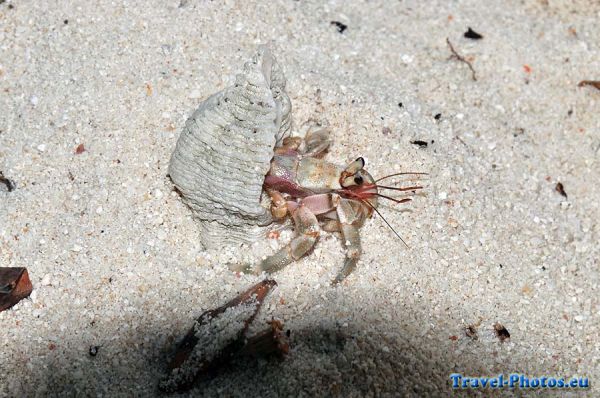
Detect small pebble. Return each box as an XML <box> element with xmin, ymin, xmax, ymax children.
<box><xmin>188</xmin><ymin>89</ymin><xmax>202</xmax><ymax>99</ymax></box>
<box><xmin>41</xmin><ymin>274</ymin><xmax>51</xmax><ymax>286</ymax></box>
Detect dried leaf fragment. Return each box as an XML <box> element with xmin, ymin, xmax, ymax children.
<box><xmin>0</xmin><ymin>268</ymin><xmax>33</xmax><ymax>312</ymax></box>
<box><xmin>238</xmin><ymin>319</ymin><xmax>289</xmax><ymax>358</ymax></box>
<box><xmin>578</xmin><ymin>80</ymin><xmax>600</xmax><ymax>91</ymax></box>
<box><xmin>160</xmin><ymin>279</ymin><xmax>280</xmax><ymax>393</ymax></box>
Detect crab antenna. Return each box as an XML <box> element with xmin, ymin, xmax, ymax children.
<box><xmin>376</xmin><ymin>193</ymin><xmax>413</xmax><ymax>205</ymax></box>
<box><xmin>375</xmin><ymin>172</ymin><xmax>428</xmax><ymax>183</ymax></box>
<box><xmin>377</xmin><ymin>185</ymin><xmax>423</xmax><ymax>192</ymax></box>
<box><xmin>362</xmin><ymin>200</ymin><xmax>409</xmax><ymax>248</ymax></box>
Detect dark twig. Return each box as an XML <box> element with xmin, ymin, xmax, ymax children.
<box><xmin>446</xmin><ymin>38</ymin><xmax>477</xmax><ymax>81</ymax></box>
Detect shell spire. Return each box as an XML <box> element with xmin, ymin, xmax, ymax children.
<box><xmin>168</xmin><ymin>45</ymin><xmax>292</xmax><ymax>248</ymax></box>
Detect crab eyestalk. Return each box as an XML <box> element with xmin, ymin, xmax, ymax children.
<box><xmin>338</xmin><ymin>167</ymin><xmax>379</xmax><ymax>213</ymax></box>
<box><xmin>339</xmin><ymin>157</ymin><xmax>365</xmax><ymax>187</ymax></box>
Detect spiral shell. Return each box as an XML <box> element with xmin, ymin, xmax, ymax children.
<box><xmin>168</xmin><ymin>46</ymin><xmax>291</xmax><ymax>248</ymax></box>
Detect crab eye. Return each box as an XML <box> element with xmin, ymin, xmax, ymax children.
<box><xmin>354</xmin><ymin>175</ymin><xmax>363</xmax><ymax>185</ymax></box>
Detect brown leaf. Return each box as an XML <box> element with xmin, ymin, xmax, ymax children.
<box><xmin>0</xmin><ymin>267</ymin><xmax>33</xmax><ymax>312</ymax></box>
<box><xmin>578</xmin><ymin>80</ymin><xmax>600</xmax><ymax>90</ymax></box>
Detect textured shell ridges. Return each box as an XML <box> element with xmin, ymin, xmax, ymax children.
<box><xmin>169</xmin><ymin>46</ymin><xmax>291</xmax><ymax>248</ymax></box>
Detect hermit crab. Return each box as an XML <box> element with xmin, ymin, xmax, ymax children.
<box><xmin>248</xmin><ymin>129</ymin><xmax>426</xmax><ymax>283</ymax></box>
<box><xmin>168</xmin><ymin>45</ymin><xmax>425</xmax><ymax>283</ymax></box>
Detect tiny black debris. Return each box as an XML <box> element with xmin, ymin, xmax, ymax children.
<box><xmin>411</xmin><ymin>140</ymin><xmax>429</xmax><ymax>148</ymax></box>
<box><xmin>494</xmin><ymin>322</ymin><xmax>510</xmax><ymax>342</ymax></box>
<box><xmin>89</xmin><ymin>345</ymin><xmax>100</xmax><ymax>356</ymax></box>
<box><xmin>0</xmin><ymin>171</ymin><xmax>15</xmax><ymax>192</ymax></box>
<box><xmin>465</xmin><ymin>325</ymin><xmax>478</xmax><ymax>340</ymax></box>
<box><xmin>398</xmin><ymin>102</ymin><xmax>403</xmax><ymax>108</ymax></box>
<box><xmin>64</xmin><ymin>19</ymin><xmax>69</xmax><ymax>25</ymax></box>
<box><xmin>330</xmin><ymin>21</ymin><xmax>347</xmax><ymax>34</ymax></box>
<box><xmin>464</xmin><ymin>27</ymin><xmax>483</xmax><ymax>40</ymax></box>
<box><xmin>434</xmin><ymin>113</ymin><xmax>442</xmax><ymax>120</ymax></box>
<box><xmin>555</xmin><ymin>182</ymin><xmax>568</xmax><ymax>198</ymax></box>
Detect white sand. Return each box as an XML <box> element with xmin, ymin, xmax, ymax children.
<box><xmin>1</xmin><ymin>0</ymin><xmax>599</xmax><ymax>396</ymax></box>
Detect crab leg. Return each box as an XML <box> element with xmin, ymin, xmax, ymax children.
<box><xmin>302</xmin><ymin>127</ymin><xmax>331</xmax><ymax>157</ymax></box>
<box><xmin>332</xmin><ymin>196</ymin><xmax>363</xmax><ymax>284</ymax></box>
<box><xmin>274</xmin><ymin>136</ymin><xmax>302</xmax><ymax>155</ymax></box>
<box><xmin>255</xmin><ymin>203</ymin><xmax>320</xmax><ymax>274</ymax></box>
<box><xmin>266</xmin><ymin>189</ymin><xmax>288</xmax><ymax>219</ymax></box>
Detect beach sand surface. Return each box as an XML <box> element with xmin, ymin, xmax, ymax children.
<box><xmin>1</xmin><ymin>0</ymin><xmax>599</xmax><ymax>396</ymax></box>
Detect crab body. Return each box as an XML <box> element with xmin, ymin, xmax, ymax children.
<box><xmin>235</xmin><ymin>128</ymin><xmax>383</xmax><ymax>284</ymax></box>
